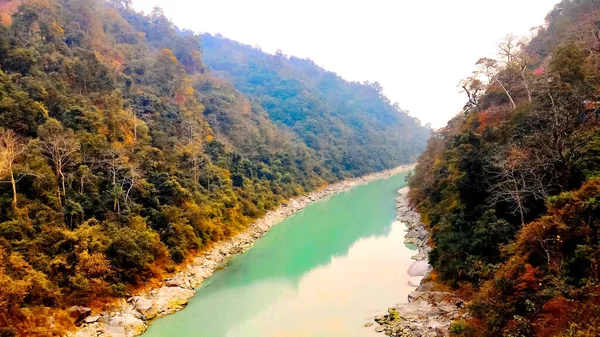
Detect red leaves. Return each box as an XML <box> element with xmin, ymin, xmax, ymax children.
<box><xmin>536</xmin><ymin>297</ymin><xmax>572</xmax><ymax>337</ymax></box>
<box><xmin>514</xmin><ymin>264</ymin><xmax>540</xmax><ymax>294</ymax></box>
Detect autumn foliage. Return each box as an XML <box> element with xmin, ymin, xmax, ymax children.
<box><xmin>0</xmin><ymin>0</ymin><xmax>428</xmax><ymax>335</ymax></box>
<box><xmin>412</xmin><ymin>1</ymin><xmax>600</xmax><ymax>336</ymax></box>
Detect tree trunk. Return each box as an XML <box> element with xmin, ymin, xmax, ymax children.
<box><xmin>60</xmin><ymin>169</ymin><xmax>67</xmax><ymax>200</ymax></box>
<box><xmin>496</xmin><ymin>79</ymin><xmax>517</xmax><ymax>109</ymax></box>
<box><xmin>125</xmin><ymin>184</ymin><xmax>133</xmax><ymax>204</ymax></box>
<box><xmin>521</xmin><ymin>70</ymin><xmax>532</xmax><ymax>104</ymax></box>
<box><xmin>133</xmin><ymin>113</ymin><xmax>138</xmax><ymax>142</ymax></box>
<box><xmin>9</xmin><ymin>163</ymin><xmax>17</xmax><ymax>209</ymax></box>
<box><xmin>56</xmin><ymin>164</ymin><xmax>63</xmax><ymax>208</ymax></box>
<box><xmin>516</xmin><ymin>190</ymin><xmax>525</xmax><ymax>227</ymax></box>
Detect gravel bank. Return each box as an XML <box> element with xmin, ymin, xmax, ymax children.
<box><xmin>369</xmin><ymin>187</ymin><xmax>468</xmax><ymax>337</ymax></box>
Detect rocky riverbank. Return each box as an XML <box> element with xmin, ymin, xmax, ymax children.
<box><xmin>68</xmin><ymin>165</ymin><xmax>414</xmax><ymax>337</ymax></box>
<box><xmin>370</xmin><ymin>187</ymin><xmax>467</xmax><ymax>337</ymax></box>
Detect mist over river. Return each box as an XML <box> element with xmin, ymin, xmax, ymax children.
<box><xmin>142</xmin><ymin>172</ymin><xmax>416</xmax><ymax>337</ymax></box>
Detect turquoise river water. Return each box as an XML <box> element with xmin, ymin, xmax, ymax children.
<box><xmin>143</xmin><ymin>171</ymin><xmax>417</xmax><ymax>337</ymax></box>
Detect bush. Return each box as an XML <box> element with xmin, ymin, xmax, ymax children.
<box><xmin>449</xmin><ymin>321</ymin><xmax>477</xmax><ymax>337</ymax></box>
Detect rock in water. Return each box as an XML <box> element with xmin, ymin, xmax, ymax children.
<box><xmin>407</xmin><ymin>260</ymin><xmax>429</xmax><ymax>277</ymax></box>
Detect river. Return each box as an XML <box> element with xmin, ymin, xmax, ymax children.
<box><xmin>142</xmin><ymin>171</ymin><xmax>417</xmax><ymax>337</ymax></box>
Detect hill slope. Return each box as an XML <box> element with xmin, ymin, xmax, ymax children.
<box><xmin>410</xmin><ymin>0</ymin><xmax>600</xmax><ymax>335</ymax></box>
<box><xmin>202</xmin><ymin>34</ymin><xmax>430</xmax><ymax>176</ymax></box>
<box><xmin>0</xmin><ymin>0</ymin><xmax>427</xmax><ymax>335</ymax></box>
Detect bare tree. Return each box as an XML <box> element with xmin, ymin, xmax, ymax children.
<box><xmin>123</xmin><ymin>161</ymin><xmax>143</xmax><ymax>205</ymax></box>
<box><xmin>498</xmin><ymin>35</ymin><xmax>538</xmax><ymax>104</ymax></box>
<box><xmin>39</xmin><ymin>119</ymin><xmax>80</xmax><ymax>209</ymax></box>
<box><xmin>0</xmin><ymin>129</ymin><xmax>28</xmax><ymax>209</ymax></box>
<box><xmin>514</xmin><ymin>41</ymin><xmax>538</xmax><ymax>104</ymax></box>
<box><xmin>497</xmin><ymin>34</ymin><xmax>518</xmax><ymax>64</ymax></box>
<box><xmin>523</xmin><ymin>74</ymin><xmax>597</xmax><ymax>190</ymax></box>
<box><xmin>102</xmin><ymin>148</ymin><xmax>127</xmax><ymax>213</ymax></box>
<box><xmin>486</xmin><ymin>146</ymin><xmax>549</xmax><ymax>226</ymax></box>
<box><xmin>477</xmin><ymin>57</ymin><xmax>517</xmax><ymax>110</ymax></box>
<box><xmin>459</xmin><ymin>75</ymin><xmax>485</xmax><ymax>112</ymax></box>
<box><xmin>77</xmin><ymin>165</ymin><xmax>91</xmax><ymax>194</ymax></box>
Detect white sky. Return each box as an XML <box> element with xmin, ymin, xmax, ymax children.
<box><xmin>132</xmin><ymin>0</ymin><xmax>560</xmax><ymax>128</ymax></box>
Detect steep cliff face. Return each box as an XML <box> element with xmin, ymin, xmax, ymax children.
<box><xmin>410</xmin><ymin>1</ymin><xmax>600</xmax><ymax>336</ymax></box>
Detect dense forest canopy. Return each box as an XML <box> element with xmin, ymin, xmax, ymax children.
<box><xmin>201</xmin><ymin>34</ymin><xmax>430</xmax><ymax>176</ymax></box>
<box><xmin>410</xmin><ymin>0</ymin><xmax>600</xmax><ymax>336</ymax></box>
<box><xmin>0</xmin><ymin>0</ymin><xmax>428</xmax><ymax>335</ymax></box>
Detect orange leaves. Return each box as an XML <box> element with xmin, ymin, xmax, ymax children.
<box><xmin>158</xmin><ymin>48</ymin><xmax>179</xmax><ymax>65</ymax></box>
<box><xmin>0</xmin><ymin>0</ymin><xmax>20</xmax><ymax>26</ymax></box>
<box><xmin>240</xmin><ymin>98</ymin><xmax>252</xmax><ymax>115</ymax></box>
<box><xmin>174</xmin><ymin>77</ymin><xmax>195</xmax><ymax>106</ymax></box>
<box><xmin>50</xmin><ymin>20</ymin><xmax>64</xmax><ymax>37</ymax></box>
<box><xmin>76</xmin><ymin>251</ymin><xmax>112</xmax><ymax>279</ymax></box>
<box><xmin>506</xmin><ymin>145</ymin><xmax>529</xmax><ymax>168</ymax></box>
<box><xmin>0</xmin><ymin>12</ymin><xmax>11</xmax><ymax>26</ymax></box>
<box><xmin>516</xmin><ymin>216</ymin><xmax>564</xmax><ymax>253</ymax></box>
<box><xmin>514</xmin><ymin>264</ymin><xmax>540</xmax><ymax>294</ymax></box>
<box><xmin>535</xmin><ymin>297</ymin><xmax>572</xmax><ymax>337</ymax></box>
<box><xmin>24</xmin><ymin>0</ymin><xmax>52</xmax><ymax>7</ymax></box>
<box><xmin>474</xmin><ymin>107</ymin><xmax>511</xmax><ymax>133</ymax></box>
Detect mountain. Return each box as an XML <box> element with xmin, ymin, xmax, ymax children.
<box><xmin>0</xmin><ymin>0</ymin><xmax>428</xmax><ymax>335</ymax></box>
<box><xmin>202</xmin><ymin>34</ymin><xmax>430</xmax><ymax>176</ymax></box>
<box><xmin>410</xmin><ymin>0</ymin><xmax>600</xmax><ymax>335</ymax></box>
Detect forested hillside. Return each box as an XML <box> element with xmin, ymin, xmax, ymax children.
<box><xmin>202</xmin><ymin>35</ymin><xmax>429</xmax><ymax>176</ymax></box>
<box><xmin>410</xmin><ymin>1</ymin><xmax>600</xmax><ymax>336</ymax></box>
<box><xmin>0</xmin><ymin>0</ymin><xmax>427</xmax><ymax>335</ymax></box>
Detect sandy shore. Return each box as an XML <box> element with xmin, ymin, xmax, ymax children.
<box><xmin>69</xmin><ymin>164</ymin><xmax>415</xmax><ymax>337</ymax></box>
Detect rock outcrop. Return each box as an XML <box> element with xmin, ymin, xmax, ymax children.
<box><xmin>370</xmin><ymin>187</ymin><xmax>467</xmax><ymax>337</ymax></box>
<box><xmin>67</xmin><ymin>306</ymin><xmax>92</xmax><ymax>324</ymax></box>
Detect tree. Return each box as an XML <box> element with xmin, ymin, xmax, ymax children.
<box><xmin>523</xmin><ymin>45</ymin><xmax>595</xmax><ymax>190</ymax></box>
<box><xmin>39</xmin><ymin>119</ymin><xmax>80</xmax><ymax>210</ymax></box>
<box><xmin>476</xmin><ymin>57</ymin><xmax>517</xmax><ymax>110</ymax></box>
<box><xmin>497</xmin><ymin>34</ymin><xmax>518</xmax><ymax>64</ymax></box>
<box><xmin>107</xmin><ymin>0</ymin><xmax>132</xmax><ymax>10</ymax></box>
<box><xmin>101</xmin><ymin>148</ymin><xmax>126</xmax><ymax>213</ymax></box>
<box><xmin>459</xmin><ymin>75</ymin><xmax>485</xmax><ymax>112</ymax></box>
<box><xmin>486</xmin><ymin>146</ymin><xmax>549</xmax><ymax>226</ymax></box>
<box><xmin>0</xmin><ymin>129</ymin><xmax>28</xmax><ymax>209</ymax></box>
<box><xmin>497</xmin><ymin>34</ymin><xmax>537</xmax><ymax>104</ymax></box>
<box><xmin>123</xmin><ymin>160</ymin><xmax>143</xmax><ymax>206</ymax></box>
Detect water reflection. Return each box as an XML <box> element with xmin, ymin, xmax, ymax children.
<box><xmin>143</xmin><ymin>173</ymin><xmax>413</xmax><ymax>337</ymax></box>
<box><xmin>227</xmin><ymin>221</ymin><xmax>416</xmax><ymax>337</ymax></box>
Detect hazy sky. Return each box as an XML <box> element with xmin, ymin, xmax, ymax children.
<box><xmin>132</xmin><ymin>0</ymin><xmax>560</xmax><ymax>128</ymax></box>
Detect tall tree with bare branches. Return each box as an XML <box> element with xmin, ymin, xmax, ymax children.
<box><xmin>0</xmin><ymin>129</ymin><xmax>28</xmax><ymax>209</ymax></box>
<box><xmin>38</xmin><ymin>119</ymin><xmax>80</xmax><ymax>210</ymax></box>
<box><xmin>486</xmin><ymin>146</ymin><xmax>550</xmax><ymax>226</ymax></box>
<box><xmin>498</xmin><ymin>34</ymin><xmax>538</xmax><ymax>104</ymax></box>
<box><xmin>477</xmin><ymin>57</ymin><xmax>517</xmax><ymax>110</ymax></box>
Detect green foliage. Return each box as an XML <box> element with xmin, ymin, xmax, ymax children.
<box><xmin>411</xmin><ymin>1</ymin><xmax>600</xmax><ymax>336</ymax></box>
<box><xmin>449</xmin><ymin>321</ymin><xmax>477</xmax><ymax>337</ymax></box>
<box><xmin>201</xmin><ymin>34</ymin><xmax>430</xmax><ymax>177</ymax></box>
<box><xmin>0</xmin><ymin>0</ymin><xmax>428</xmax><ymax>334</ymax></box>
